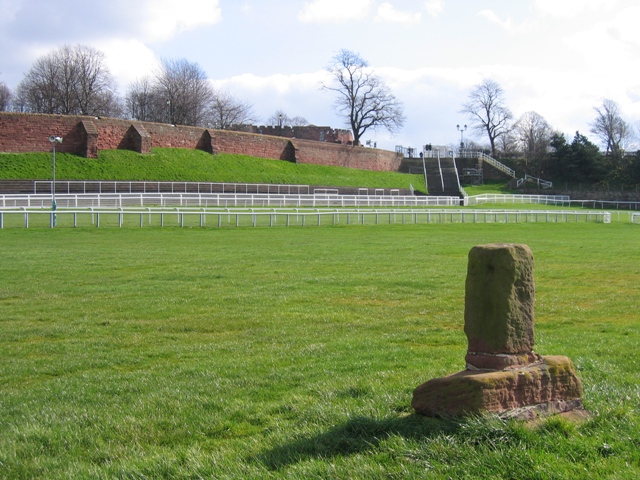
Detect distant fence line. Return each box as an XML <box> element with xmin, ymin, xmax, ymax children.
<box><xmin>464</xmin><ymin>194</ymin><xmax>570</xmax><ymax>206</ymax></box>
<box><xmin>33</xmin><ymin>180</ymin><xmax>313</xmax><ymax>195</ymax></box>
<box><xmin>3</xmin><ymin>191</ymin><xmax>639</xmax><ymax>212</ymax></box>
<box><xmin>0</xmin><ymin>208</ymin><xmax>612</xmax><ymax>229</ymax></box>
<box><xmin>0</xmin><ymin>193</ymin><xmax>462</xmax><ymax>209</ymax></box>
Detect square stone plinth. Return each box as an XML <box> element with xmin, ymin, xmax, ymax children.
<box><xmin>412</xmin><ymin>356</ymin><xmax>583</xmax><ymax>417</ymax></box>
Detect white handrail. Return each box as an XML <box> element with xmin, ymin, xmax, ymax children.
<box><xmin>451</xmin><ymin>152</ymin><xmax>466</xmax><ymax>201</ymax></box>
<box><xmin>437</xmin><ymin>151</ymin><xmax>445</xmax><ymax>193</ymax></box>
<box><xmin>517</xmin><ymin>174</ymin><xmax>553</xmax><ymax>189</ymax></box>
<box><xmin>477</xmin><ymin>152</ymin><xmax>516</xmax><ymax>178</ymax></box>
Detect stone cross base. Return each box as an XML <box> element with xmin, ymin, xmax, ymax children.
<box><xmin>412</xmin><ymin>243</ymin><xmax>584</xmax><ymax>419</ymax></box>
<box><xmin>412</xmin><ymin>356</ymin><xmax>583</xmax><ymax>418</ymax></box>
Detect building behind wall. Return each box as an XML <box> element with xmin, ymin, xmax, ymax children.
<box><xmin>238</xmin><ymin>125</ymin><xmax>353</xmax><ymax>145</ymax></box>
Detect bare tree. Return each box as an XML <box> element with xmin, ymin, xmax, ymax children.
<box><xmin>514</xmin><ymin>111</ymin><xmax>552</xmax><ymax>173</ymax></box>
<box><xmin>289</xmin><ymin>116</ymin><xmax>309</xmax><ymax>127</ymax></box>
<box><xmin>266</xmin><ymin>110</ymin><xmax>308</xmax><ymax>127</ymax></box>
<box><xmin>322</xmin><ymin>49</ymin><xmax>405</xmax><ymax>146</ymax></box>
<box><xmin>590</xmin><ymin>98</ymin><xmax>631</xmax><ymax>161</ymax></box>
<box><xmin>154</xmin><ymin>58</ymin><xmax>213</xmax><ymax>126</ymax></box>
<box><xmin>0</xmin><ymin>80</ymin><xmax>11</xmax><ymax>111</ymax></box>
<box><xmin>461</xmin><ymin>78</ymin><xmax>512</xmax><ymax>157</ymax></box>
<box><xmin>125</xmin><ymin>76</ymin><xmax>160</xmax><ymax>122</ymax></box>
<box><xmin>207</xmin><ymin>90</ymin><xmax>256</xmax><ymax>129</ymax></box>
<box><xmin>73</xmin><ymin>45</ymin><xmax>120</xmax><ymax>115</ymax></box>
<box><xmin>15</xmin><ymin>44</ymin><xmax>119</xmax><ymax>116</ymax></box>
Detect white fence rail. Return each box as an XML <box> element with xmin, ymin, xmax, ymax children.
<box><xmin>569</xmin><ymin>199</ymin><xmax>640</xmax><ymax>211</ymax></box>
<box><xmin>0</xmin><ymin>193</ymin><xmax>462</xmax><ymax>209</ymax></box>
<box><xmin>516</xmin><ymin>174</ymin><xmax>553</xmax><ymax>189</ymax></box>
<box><xmin>33</xmin><ymin>180</ymin><xmax>312</xmax><ymax>195</ymax></box>
<box><xmin>465</xmin><ymin>194</ymin><xmax>570</xmax><ymax>206</ymax></box>
<box><xmin>0</xmin><ymin>208</ymin><xmax>612</xmax><ymax>229</ymax></box>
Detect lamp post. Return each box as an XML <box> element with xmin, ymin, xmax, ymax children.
<box><xmin>48</xmin><ymin>135</ymin><xmax>62</xmax><ymax>226</ymax></box>
<box><xmin>457</xmin><ymin>124</ymin><xmax>467</xmax><ymax>151</ymax></box>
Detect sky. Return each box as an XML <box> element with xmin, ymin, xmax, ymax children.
<box><xmin>1</xmin><ymin>0</ymin><xmax>640</xmax><ymax>151</ymax></box>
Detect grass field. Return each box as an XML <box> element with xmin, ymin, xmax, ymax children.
<box><xmin>1</xmin><ymin>222</ymin><xmax>639</xmax><ymax>478</ymax></box>
<box><xmin>0</xmin><ymin>149</ymin><xmax>425</xmax><ymax>191</ymax></box>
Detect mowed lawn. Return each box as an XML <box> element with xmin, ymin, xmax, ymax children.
<box><xmin>1</xmin><ymin>222</ymin><xmax>639</xmax><ymax>478</ymax></box>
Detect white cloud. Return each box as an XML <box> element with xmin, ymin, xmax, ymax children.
<box><xmin>214</xmin><ymin>71</ymin><xmax>328</xmax><ymax>96</ymax></box>
<box><xmin>141</xmin><ymin>0</ymin><xmax>222</xmax><ymax>42</ymax></box>
<box><xmin>375</xmin><ymin>3</ymin><xmax>421</xmax><ymax>25</ymax></box>
<box><xmin>561</xmin><ymin>7</ymin><xmax>640</xmax><ymax>105</ymax></box>
<box><xmin>478</xmin><ymin>10</ymin><xmax>519</xmax><ymax>33</ymax></box>
<box><xmin>298</xmin><ymin>0</ymin><xmax>372</xmax><ymax>23</ymax></box>
<box><xmin>98</xmin><ymin>39</ymin><xmax>160</xmax><ymax>91</ymax></box>
<box><xmin>533</xmin><ymin>0</ymin><xmax>616</xmax><ymax>18</ymax></box>
<box><xmin>424</xmin><ymin>0</ymin><xmax>443</xmax><ymax>17</ymax></box>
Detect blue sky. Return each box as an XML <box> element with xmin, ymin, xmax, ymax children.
<box><xmin>1</xmin><ymin>0</ymin><xmax>639</xmax><ymax>151</ymax></box>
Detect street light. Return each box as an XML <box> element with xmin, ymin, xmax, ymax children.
<box><xmin>48</xmin><ymin>135</ymin><xmax>62</xmax><ymax>226</ymax></box>
<box><xmin>457</xmin><ymin>124</ymin><xmax>467</xmax><ymax>151</ymax></box>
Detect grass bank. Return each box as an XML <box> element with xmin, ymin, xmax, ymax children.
<box><xmin>0</xmin><ymin>148</ymin><xmax>424</xmax><ymax>190</ymax></box>
<box><xmin>1</xmin><ymin>223</ymin><xmax>639</xmax><ymax>478</ymax></box>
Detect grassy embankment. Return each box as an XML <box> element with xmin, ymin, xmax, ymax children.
<box><xmin>1</xmin><ymin>223</ymin><xmax>639</xmax><ymax>478</ymax></box>
<box><xmin>0</xmin><ymin>148</ymin><xmax>425</xmax><ymax>190</ymax></box>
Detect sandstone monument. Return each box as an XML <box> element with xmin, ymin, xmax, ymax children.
<box><xmin>412</xmin><ymin>243</ymin><xmax>583</xmax><ymax>419</ymax></box>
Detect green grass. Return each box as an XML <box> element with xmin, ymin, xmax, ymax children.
<box><xmin>463</xmin><ymin>180</ymin><xmax>517</xmax><ymax>196</ymax></box>
<box><xmin>1</xmin><ymin>223</ymin><xmax>639</xmax><ymax>478</ymax></box>
<box><xmin>0</xmin><ymin>148</ymin><xmax>424</xmax><ymax>190</ymax></box>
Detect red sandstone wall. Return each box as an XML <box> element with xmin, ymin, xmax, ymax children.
<box><xmin>0</xmin><ymin>113</ymin><xmax>89</xmax><ymax>155</ymax></box>
<box><xmin>0</xmin><ymin>112</ymin><xmax>400</xmax><ymax>173</ymax></box>
<box><xmin>211</xmin><ymin>130</ymin><xmax>295</xmax><ymax>161</ymax></box>
<box><xmin>293</xmin><ymin>139</ymin><xmax>401</xmax><ymax>171</ymax></box>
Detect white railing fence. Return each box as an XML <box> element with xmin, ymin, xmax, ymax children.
<box><xmin>33</xmin><ymin>180</ymin><xmax>312</xmax><ymax>195</ymax></box>
<box><xmin>516</xmin><ymin>174</ymin><xmax>553</xmax><ymax>189</ymax></box>
<box><xmin>0</xmin><ymin>193</ymin><xmax>462</xmax><ymax>209</ymax></box>
<box><xmin>0</xmin><ymin>208</ymin><xmax>612</xmax><ymax>229</ymax></box>
<box><xmin>466</xmin><ymin>194</ymin><xmax>570</xmax><ymax>206</ymax></box>
<box><xmin>569</xmin><ymin>199</ymin><xmax>640</xmax><ymax>211</ymax></box>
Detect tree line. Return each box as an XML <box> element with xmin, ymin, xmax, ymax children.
<box><xmin>4</xmin><ymin>44</ymin><xmax>638</xmax><ymax>186</ymax></box>
<box><xmin>0</xmin><ymin>44</ymin><xmax>317</xmax><ymax>131</ymax></box>
<box><xmin>1</xmin><ymin>45</ymin><xmax>404</xmax><ymax>149</ymax></box>
<box><xmin>460</xmin><ymin>78</ymin><xmax>640</xmax><ymax>185</ymax></box>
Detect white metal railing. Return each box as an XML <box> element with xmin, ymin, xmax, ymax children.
<box><xmin>33</xmin><ymin>180</ymin><xmax>312</xmax><ymax>195</ymax></box>
<box><xmin>517</xmin><ymin>174</ymin><xmax>553</xmax><ymax>189</ymax></box>
<box><xmin>568</xmin><ymin>199</ymin><xmax>640</xmax><ymax>211</ymax></box>
<box><xmin>422</xmin><ymin>155</ymin><xmax>428</xmax><ymax>193</ymax></box>
<box><xmin>0</xmin><ymin>193</ymin><xmax>462</xmax><ymax>209</ymax></box>
<box><xmin>436</xmin><ymin>151</ymin><xmax>445</xmax><ymax>192</ymax></box>
<box><xmin>466</xmin><ymin>194</ymin><xmax>570</xmax><ymax>206</ymax></box>
<box><xmin>461</xmin><ymin>150</ymin><xmax>516</xmax><ymax>178</ymax></box>
<box><xmin>0</xmin><ymin>208</ymin><xmax>613</xmax><ymax>229</ymax></box>
<box><xmin>476</xmin><ymin>152</ymin><xmax>516</xmax><ymax>178</ymax></box>
<box><xmin>451</xmin><ymin>152</ymin><xmax>466</xmax><ymax>200</ymax></box>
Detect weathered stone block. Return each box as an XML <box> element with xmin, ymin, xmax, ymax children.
<box><xmin>412</xmin><ymin>356</ymin><xmax>583</xmax><ymax>417</ymax></box>
<box><xmin>464</xmin><ymin>244</ymin><xmax>535</xmax><ymax>368</ymax></box>
<box><xmin>412</xmin><ymin>243</ymin><xmax>584</xmax><ymax>418</ymax></box>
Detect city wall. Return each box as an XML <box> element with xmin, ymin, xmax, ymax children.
<box><xmin>0</xmin><ymin>113</ymin><xmax>401</xmax><ymax>172</ymax></box>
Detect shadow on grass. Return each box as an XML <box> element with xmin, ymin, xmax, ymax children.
<box><xmin>256</xmin><ymin>414</ymin><xmax>460</xmax><ymax>470</ymax></box>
